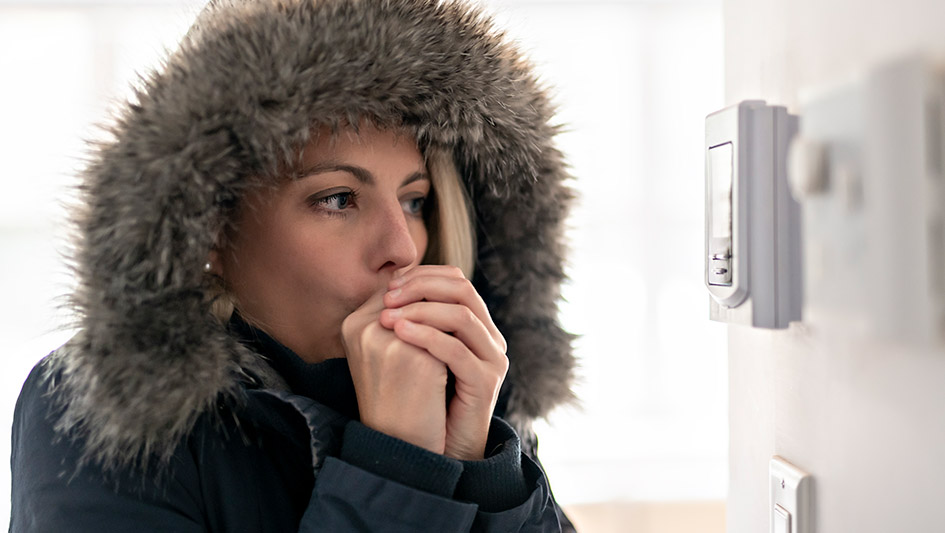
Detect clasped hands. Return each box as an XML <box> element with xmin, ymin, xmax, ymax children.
<box><xmin>341</xmin><ymin>265</ymin><xmax>509</xmax><ymax>461</ymax></box>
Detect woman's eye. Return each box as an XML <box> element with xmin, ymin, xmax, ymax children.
<box><xmin>402</xmin><ymin>196</ymin><xmax>426</xmax><ymax>216</ymax></box>
<box><xmin>314</xmin><ymin>192</ymin><xmax>353</xmax><ymax>211</ymax></box>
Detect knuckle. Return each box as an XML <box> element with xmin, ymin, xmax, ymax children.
<box><xmin>497</xmin><ymin>352</ymin><xmax>510</xmax><ymax>375</ymax></box>
<box><xmin>446</xmin><ymin>265</ymin><xmax>465</xmax><ymax>279</ymax></box>
<box><xmin>454</xmin><ymin>274</ymin><xmax>472</xmax><ymax>289</ymax></box>
<box><xmin>340</xmin><ymin>314</ymin><xmax>356</xmax><ymax>337</ymax></box>
<box><xmin>458</xmin><ymin>307</ymin><xmax>477</xmax><ymax>327</ymax></box>
<box><xmin>364</xmin><ymin>336</ymin><xmax>384</xmax><ymax>356</ymax></box>
<box><xmin>383</xmin><ymin>338</ymin><xmax>407</xmax><ymax>360</ymax></box>
<box><xmin>382</xmin><ymin>338</ymin><xmax>400</xmax><ymax>355</ymax></box>
<box><xmin>497</xmin><ymin>334</ymin><xmax>508</xmax><ymax>354</ymax></box>
<box><xmin>363</xmin><ymin>321</ymin><xmax>382</xmax><ymax>336</ymax></box>
<box><xmin>458</xmin><ymin>278</ymin><xmax>478</xmax><ymax>298</ymax></box>
<box><xmin>489</xmin><ymin>370</ymin><xmax>505</xmax><ymax>389</ymax></box>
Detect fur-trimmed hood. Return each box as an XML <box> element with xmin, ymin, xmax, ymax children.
<box><xmin>48</xmin><ymin>0</ymin><xmax>574</xmax><ymax>469</ymax></box>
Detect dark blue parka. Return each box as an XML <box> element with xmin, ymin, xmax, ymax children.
<box><xmin>9</xmin><ymin>0</ymin><xmax>576</xmax><ymax>531</ymax></box>
<box><xmin>12</xmin><ymin>321</ymin><xmax>572</xmax><ymax>531</ymax></box>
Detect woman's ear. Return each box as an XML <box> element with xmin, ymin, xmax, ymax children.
<box><xmin>206</xmin><ymin>249</ymin><xmax>224</xmax><ymax>277</ymax></box>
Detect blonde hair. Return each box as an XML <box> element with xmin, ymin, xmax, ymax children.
<box><xmin>423</xmin><ymin>148</ymin><xmax>476</xmax><ymax>279</ymax></box>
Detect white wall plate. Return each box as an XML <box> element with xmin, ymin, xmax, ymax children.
<box><xmin>770</xmin><ymin>456</ymin><xmax>812</xmax><ymax>533</ymax></box>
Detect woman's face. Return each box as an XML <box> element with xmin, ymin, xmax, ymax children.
<box><xmin>219</xmin><ymin>124</ymin><xmax>430</xmax><ymax>363</ymax></box>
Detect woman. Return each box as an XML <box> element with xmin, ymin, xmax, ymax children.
<box><xmin>10</xmin><ymin>0</ymin><xmax>576</xmax><ymax>531</ymax></box>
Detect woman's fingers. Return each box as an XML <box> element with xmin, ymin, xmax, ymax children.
<box><xmin>380</xmin><ymin>265</ymin><xmax>509</xmax><ymax>461</ymax></box>
<box><xmin>386</xmin><ymin>271</ymin><xmax>473</xmax><ymax>310</ymax></box>
<box><xmin>384</xmin><ymin>269</ymin><xmax>506</xmax><ymax>353</ymax></box>
<box><xmin>393</xmin><ymin>320</ymin><xmax>477</xmax><ymax>376</ymax></box>
<box><xmin>380</xmin><ymin>301</ymin><xmax>504</xmax><ymax>363</ymax></box>
<box><xmin>392</xmin><ymin>318</ymin><xmax>506</xmax><ymax>461</ymax></box>
<box><xmin>391</xmin><ymin>319</ymin><xmax>507</xmax><ymax>398</ymax></box>
<box><xmin>341</xmin><ymin>289</ymin><xmax>449</xmax><ymax>454</ymax></box>
<box><xmin>388</xmin><ymin>264</ymin><xmax>466</xmax><ymax>287</ymax></box>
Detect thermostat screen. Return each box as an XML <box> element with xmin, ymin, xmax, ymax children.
<box><xmin>709</xmin><ymin>143</ymin><xmax>733</xmax><ymax>240</ymax></box>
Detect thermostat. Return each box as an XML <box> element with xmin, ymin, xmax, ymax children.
<box><xmin>705</xmin><ymin>100</ymin><xmax>802</xmax><ymax>329</ymax></box>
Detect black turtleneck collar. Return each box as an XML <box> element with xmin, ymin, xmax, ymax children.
<box><xmin>228</xmin><ymin>313</ymin><xmax>360</xmax><ymax>421</ymax></box>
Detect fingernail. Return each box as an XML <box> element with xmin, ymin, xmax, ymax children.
<box><xmin>386</xmin><ymin>308</ymin><xmax>402</xmax><ymax>320</ymax></box>
<box><xmin>389</xmin><ymin>276</ymin><xmax>406</xmax><ymax>288</ymax></box>
<box><xmin>387</xmin><ymin>288</ymin><xmax>401</xmax><ymax>299</ymax></box>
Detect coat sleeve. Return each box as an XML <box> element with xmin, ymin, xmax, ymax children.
<box><xmin>9</xmin><ymin>362</ymin><xmax>206</xmax><ymax>533</ymax></box>
<box><xmin>297</xmin><ymin>418</ymin><xmax>563</xmax><ymax>532</ymax></box>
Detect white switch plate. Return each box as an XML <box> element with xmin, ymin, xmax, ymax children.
<box><xmin>770</xmin><ymin>456</ymin><xmax>812</xmax><ymax>533</ymax></box>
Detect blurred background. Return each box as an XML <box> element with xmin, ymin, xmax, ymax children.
<box><xmin>0</xmin><ymin>0</ymin><xmax>726</xmax><ymax>530</ymax></box>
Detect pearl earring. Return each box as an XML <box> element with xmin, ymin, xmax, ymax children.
<box><xmin>204</xmin><ymin>262</ymin><xmax>212</xmax><ymax>273</ymax></box>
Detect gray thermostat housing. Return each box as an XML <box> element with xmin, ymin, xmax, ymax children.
<box><xmin>705</xmin><ymin>100</ymin><xmax>802</xmax><ymax>329</ymax></box>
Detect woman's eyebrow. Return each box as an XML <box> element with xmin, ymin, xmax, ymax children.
<box><xmin>297</xmin><ymin>162</ymin><xmax>374</xmax><ymax>184</ymax></box>
<box><xmin>401</xmin><ymin>171</ymin><xmax>429</xmax><ymax>187</ymax></box>
<box><xmin>297</xmin><ymin>162</ymin><xmax>428</xmax><ymax>186</ymax></box>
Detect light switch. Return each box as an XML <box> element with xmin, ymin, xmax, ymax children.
<box><xmin>770</xmin><ymin>456</ymin><xmax>812</xmax><ymax>533</ymax></box>
<box><xmin>774</xmin><ymin>504</ymin><xmax>791</xmax><ymax>533</ymax></box>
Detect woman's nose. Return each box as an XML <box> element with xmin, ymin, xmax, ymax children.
<box><xmin>372</xmin><ymin>204</ymin><xmax>419</xmax><ymax>272</ymax></box>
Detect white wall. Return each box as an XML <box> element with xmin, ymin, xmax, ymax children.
<box><xmin>724</xmin><ymin>1</ymin><xmax>945</xmax><ymax>531</ymax></box>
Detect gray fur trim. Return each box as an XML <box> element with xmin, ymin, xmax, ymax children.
<box><xmin>50</xmin><ymin>0</ymin><xmax>575</xmax><ymax>469</ymax></box>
